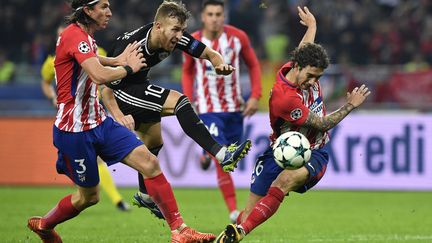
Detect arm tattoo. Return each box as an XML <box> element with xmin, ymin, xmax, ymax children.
<box><xmin>304</xmin><ymin>103</ymin><xmax>355</xmax><ymax>131</ymax></box>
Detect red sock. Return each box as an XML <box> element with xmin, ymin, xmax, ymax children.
<box><xmin>240</xmin><ymin>187</ymin><xmax>285</xmax><ymax>234</ymax></box>
<box><xmin>144</xmin><ymin>173</ymin><xmax>184</xmax><ymax>230</ymax></box>
<box><xmin>236</xmin><ymin>210</ymin><xmax>244</xmax><ymax>224</ymax></box>
<box><xmin>41</xmin><ymin>194</ymin><xmax>81</xmax><ymax>229</ymax></box>
<box><xmin>215</xmin><ymin>160</ymin><xmax>237</xmax><ymax>212</ymax></box>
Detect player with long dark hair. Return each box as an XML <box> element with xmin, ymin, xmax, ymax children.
<box><xmin>27</xmin><ymin>1</ymin><xmax>215</xmax><ymax>242</ymax></box>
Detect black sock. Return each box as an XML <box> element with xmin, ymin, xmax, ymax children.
<box><xmin>175</xmin><ymin>95</ymin><xmax>223</xmax><ymax>156</ymax></box>
<box><xmin>138</xmin><ymin>145</ymin><xmax>163</xmax><ymax>194</ymax></box>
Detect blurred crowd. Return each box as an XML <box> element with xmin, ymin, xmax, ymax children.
<box><xmin>1</xmin><ymin>0</ymin><xmax>431</xmax><ymax>66</ymax></box>
<box><xmin>0</xmin><ymin>0</ymin><xmax>431</xmax><ymax>110</ymax></box>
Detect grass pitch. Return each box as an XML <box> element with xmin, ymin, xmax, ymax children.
<box><xmin>1</xmin><ymin>187</ymin><xmax>431</xmax><ymax>242</ymax></box>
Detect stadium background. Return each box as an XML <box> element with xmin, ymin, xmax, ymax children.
<box><xmin>0</xmin><ymin>0</ymin><xmax>430</xmax><ymax>188</ymax></box>
<box><xmin>0</xmin><ymin>1</ymin><xmax>431</xmax><ymax>242</ymax></box>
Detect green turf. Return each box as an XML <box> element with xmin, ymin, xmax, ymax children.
<box><xmin>1</xmin><ymin>187</ymin><xmax>431</xmax><ymax>242</ymax></box>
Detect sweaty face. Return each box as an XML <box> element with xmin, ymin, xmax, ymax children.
<box><xmin>158</xmin><ymin>17</ymin><xmax>187</xmax><ymax>51</ymax></box>
<box><xmin>296</xmin><ymin>65</ymin><xmax>324</xmax><ymax>90</ymax></box>
<box><xmin>201</xmin><ymin>5</ymin><xmax>224</xmax><ymax>33</ymax></box>
<box><xmin>87</xmin><ymin>0</ymin><xmax>112</xmax><ymax>30</ymax></box>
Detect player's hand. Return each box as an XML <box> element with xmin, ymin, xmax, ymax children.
<box><xmin>242</xmin><ymin>97</ymin><xmax>259</xmax><ymax>117</ymax></box>
<box><xmin>117</xmin><ymin>41</ymin><xmax>141</xmax><ymax>65</ymax></box>
<box><xmin>346</xmin><ymin>84</ymin><xmax>371</xmax><ymax>108</ymax></box>
<box><xmin>125</xmin><ymin>41</ymin><xmax>147</xmax><ymax>73</ymax></box>
<box><xmin>214</xmin><ymin>64</ymin><xmax>235</xmax><ymax>75</ymax></box>
<box><xmin>117</xmin><ymin>114</ymin><xmax>135</xmax><ymax>131</ymax></box>
<box><xmin>298</xmin><ymin>6</ymin><xmax>316</xmax><ymax>28</ymax></box>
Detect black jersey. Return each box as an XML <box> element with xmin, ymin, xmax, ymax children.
<box><xmin>107</xmin><ymin>23</ymin><xmax>206</xmax><ymax>89</ymax></box>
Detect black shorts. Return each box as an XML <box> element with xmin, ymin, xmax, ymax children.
<box><xmin>113</xmin><ymin>82</ymin><xmax>170</xmax><ymax>127</ymax></box>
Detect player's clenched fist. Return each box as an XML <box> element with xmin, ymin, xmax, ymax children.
<box><xmin>215</xmin><ymin>64</ymin><xmax>235</xmax><ymax>75</ymax></box>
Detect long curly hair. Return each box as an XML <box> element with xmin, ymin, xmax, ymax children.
<box><xmin>290</xmin><ymin>43</ymin><xmax>330</xmax><ymax>69</ymax></box>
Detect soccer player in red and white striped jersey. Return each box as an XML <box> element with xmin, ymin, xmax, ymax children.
<box><xmin>27</xmin><ymin>1</ymin><xmax>215</xmax><ymax>242</ymax></box>
<box><xmin>216</xmin><ymin>6</ymin><xmax>371</xmax><ymax>243</ymax></box>
<box><xmin>268</xmin><ymin>61</ymin><xmax>330</xmax><ymax>150</ymax></box>
<box><xmin>182</xmin><ymin>0</ymin><xmax>262</xmax><ymax>224</ymax></box>
<box><xmin>54</xmin><ymin>23</ymin><xmax>107</xmax><ymax>132</ymax></box>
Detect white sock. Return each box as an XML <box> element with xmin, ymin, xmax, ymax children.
<box><xmin>229</xmin><ymin>210</ymin><xmax>240</xmax><ymax>224</ymax></box>
<box><xmin>215</xmin><ymin>147</ymin><xmax>227</xmax><ymax>162</ymax></box>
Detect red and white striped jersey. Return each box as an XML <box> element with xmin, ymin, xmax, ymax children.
<box><xmin>182</xmin><ymin>25</ymin><xmax>261</xmax><ymax>114</ymax></box>
<box><xmin>54</xmin><ymin>24</ymin><xmax>106</xmax><ymax>132</ymax></box>
<box><xmin>269</xmin><ymin>62</ymin><xmax>329</xmax><ymax>149</ymax></box>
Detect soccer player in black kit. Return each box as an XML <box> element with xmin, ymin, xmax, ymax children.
<box><xmin>101</xmin><ymin>0</ymin><xmax>251</xmax><ymax>220</ymax></box>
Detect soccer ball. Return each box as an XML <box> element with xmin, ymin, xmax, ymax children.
<box><xmin>272</xmin><ymin>131</ymin><xmax>312</xmax><ymax>169</ymax></box>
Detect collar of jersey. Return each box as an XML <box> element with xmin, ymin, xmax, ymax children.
<box><xmin>278</xmin><ymin>71</ymin><xmax>297</xmax><ymax>88</ymax></box>
<box><xmin>143</xmin><ymin>27</ymin><xmax>155</xmax><ymax>56</ymax></box>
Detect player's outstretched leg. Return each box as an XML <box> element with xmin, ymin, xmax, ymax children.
<box><xmin>219</xmin><ymin>140</ymin><xmax>252</xmax><ymax>172</ymax></box>
<box><xmin>27</xmin><ymin>217</ymin><xmax>62</xmax><ymax>243</ymax></box>
<box><xmin>131</xmin><ymin>191</ymin><xmax>165</xmax><ymax>219</ymax></box>
<box><xmin>215</xmin><ymin>224</ymin><xmax>244</xmax><ymax>243</ymax></box>
<box><xmin>171</xmin><ymin>94</ymin><xmax>253</xmax><ymax>172</ymax></box>
<box><xmin>171</xmin><ymin>226</ymin><xmax>216</xmax><ymax>243</ymax></box>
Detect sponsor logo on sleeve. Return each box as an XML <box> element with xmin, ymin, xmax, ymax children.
<box><xmin>188</xmin><ymin>40</ymin><xmax>199</xmax><ymax>52</ymax></box>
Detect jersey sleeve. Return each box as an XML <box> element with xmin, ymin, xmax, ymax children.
<box><xmin>65</xmin><ymin>32</ymin><xmax>96</xmax><ymax>64</ymax></box>
<box><xmin>181</xmin><ymin>52</ymin><xmax>195</xmax><ymax>100</ymax></box>
<box><xmin>176</xmin><ymin>32</ymin><xmax>206</xmax><ymax>58</ymax></box>
<box><xmin>41</xmin><ymin>55</ymin><xmax>55</xmax><ymax>82</ymax></box>
<box><xmin>237</xmin><ymin>28</ymin><xmax>262</xmax><ymax>100</ymax></box>
<box><xmin>273</xmin><ymin>90</ymin><xmax>309</xmax><ymax>126</ymax></box>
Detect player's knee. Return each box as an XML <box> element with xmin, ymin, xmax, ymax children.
<box><xmin>271</xmin><ymin>178</ymin><xmax>291</xmax><ymax>194</ymax></box>
<box><xmin>169</xmin><ymin>90</ymin><xmax>183</xmax><ymax>100</ymax></box>
<box><xmin>79</xmin><ymin>190</ymin><xmax>100</xmax><ymax>208</ymax></box>
<box><xmin>272</xmin><ymin>170</ymin><xmax>305</xmax><ymax>194</ymax></box>
<box><xmin>137</xmin><ymin>150</ymin><xmax>161</xmax><ymax>177</ymax></box>
<box><xmin>163</xmin><ymin>90</ymin><xmax>183</xmax><ymax>114</ymax></box>
<box><xmin>146</xmin><ymin>153</ymin><xmax>159</xmax><ymax>170</ymax></box>
<box><xmin>85</xmin><ymin>194</ymin><xmax>100</xmax><ymax>206</ymax></box>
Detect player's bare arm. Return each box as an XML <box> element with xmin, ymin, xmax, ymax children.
<box><xmin>304</xmin><ymin>84</ymin><xmax>371</xmax><ymax>131</ymax></box>
<box><xmin>304</xmin><ymin>103</ymin><xmax>354</xmax><ymax>132</ymax></box>
<box><xmin>298</xmin><ymin>6</ymin><xmax>317</xmax><ymax>46</ymax></box>
<box><xmin>100</xmin><ymin>85</ymin><xmax>135</xmax><ymax>130</ymax></box>
<box><xmin>81</xmin><ymin>47</ymin><xmax>145</xmax><ymax>84</ymax></box>
<box><xmin>200</xmin><ymin>46</ymin><xmax>235</xmax><ymax>75</ymax></box>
